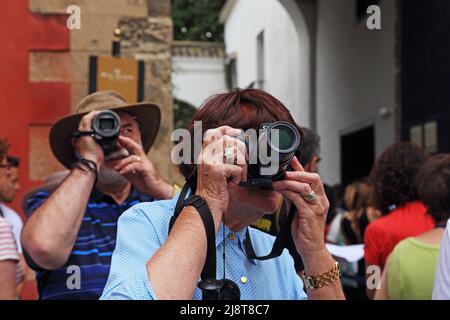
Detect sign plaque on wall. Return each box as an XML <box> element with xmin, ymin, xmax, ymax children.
<box><xmin>89</xmin><ymin>55</ymin><xmax>145</xmax><ymax>103</ymax></box>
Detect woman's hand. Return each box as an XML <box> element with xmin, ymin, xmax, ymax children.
<box><xmin>195</xmin><ymin>126</ymin><xmax>247</xmax><ymax>230</ymax></box>
<box><xmin>272</xmin><ymin>156</ymin><xmax>329</xmax><ymax>260</ymax></box>
<box><xmin>273</xmin><ymin>158</ymin><xmax>345</xmax><ymax>299</ymax></box>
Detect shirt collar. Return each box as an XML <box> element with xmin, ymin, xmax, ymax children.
<box><xmin>90</xmin><ymin>185</ymin><xmax>152</xmax><ymax>204</ymax></box>
<box><xmin>215</xmin><ymin>223</ymin><xmax>248</xmax><ymax>247</ymax></box>
<box><xmin>180</xmin><ymin>189</ymin><xmax>256</xmax><ymax>263</ymax></box>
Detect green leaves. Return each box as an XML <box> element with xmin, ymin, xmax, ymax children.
<box><xmin>172</xmin><ymin>0</ymin><xmax>225</xmax><ymax>42</ymax></box>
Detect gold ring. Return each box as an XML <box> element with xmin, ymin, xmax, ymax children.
<box><xmin>224</xmin><ymin>147</ymin><xmax>234</xmax><ymax>164</ymax></box>
<box><xmin>303</xmin><ymin>190</ymin><xmax>317</xmax><ymax>202</ymax></box>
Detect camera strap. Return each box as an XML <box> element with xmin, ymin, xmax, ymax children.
<box><xmin>244</xmin><ymin>202</ymin><xmax>304</xmax><ymax>272</ymax></box>
<box><xmin>169</xmin><ymin>170</ymin><xmax>216</xmax><ymax>280</ymax></box>
<box><xmin>170</xmin><ymin>170</ymin><xmax>304</xmax><ymax>287</ymax></box>
<box><xmin>72</xmin><ymin>130</ymin><xmax>95</xmax><ymax>140</ymax></box>
<box><xmin>170</xmin><ymin>175</ymin><xmax>242</xmax><ymax>300</ymax></box>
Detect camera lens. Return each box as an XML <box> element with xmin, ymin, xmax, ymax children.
<box><xmin>99</xmin><ymin>118</ymin><xmax>115</xmax><ymax>130</ymax></box>
<box><xmin>92</xmin><ymin>110</ymin><xmax>120</xmax><ymax>138</ymax></box>
<box><xmin>267</xmin><ymin>122</ymin><xmax>300</xmax><ymax>165</ymax></box>
<box><xmin>269</xmin><ymin>122</ymin><xmax>298</xmax><ymax>152</ymax></box>
<box><xmin>239</xmin><ymin>121</ymin><xmax>301</xmax><ymax>187</ymax></box>
<box><xmin>91</xmin><ymin>110</ymin><xmax>121</xmax><ymax>154</ymax></box>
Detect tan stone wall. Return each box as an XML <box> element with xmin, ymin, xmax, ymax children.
<box><xmin>120</xmin><ymin>15</ymin><xmax>183</xmax><ymax>184</ymax></box>
<box><xmin>28</xmin><ymin>0</ymin><xmax>181</xmax><ymax>184</ymax></box>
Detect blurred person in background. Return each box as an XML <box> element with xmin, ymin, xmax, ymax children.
<box><xmin>298</xmin><ymin>126</ymin><xmax>322</xmax><ymax>173</ymax></box>
<box><xmin>364</xmin><ymin>142</ymin><xmax>434</xmax><ymax>299</ymax></box>
<box><xmin>329</xmin><ymin>179</ymin><xmax>379</xmax><ymax>300</ymax></box>
<box><xmin>21</xmin><ymin>91</ymin><xmax>175</xmax><ymax>300</ymax></box>
<box><xmin>324</xmin><ymin>184</ymin><xmax>337</xmax><ymax>238</ymax></box>
<box><xmin>0</xmin><ymin>157</ymin><xmax>23</xmax><ymax>256</ymax></box>
<box><xmin>0</xmin><ymin>139</ymin><xmax>23</xmax><ymax>299</ymax></box>
<box><xmin>341</xmin><ymin>179</ymin><xmax>380</xmax><ymax>245</ymax></box>
<box><xmin>376</xmin><ymin>154</ymin><xmax>450</xmax><ymax>300</ymax></box>
<box><xmin>326</xmin><ymin>184</ymin><xmax>346</xmax><ymax>245</ymax></box>
<box><xmin>0</xmin><ymin>155</ymin><xmax>33</xmax><ymax>295</ymax></box>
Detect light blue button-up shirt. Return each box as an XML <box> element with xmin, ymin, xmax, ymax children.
<box><xmin>100</xmin><ymin>195</ymin><xmax>307</xmax><ymax>300</ymax></box>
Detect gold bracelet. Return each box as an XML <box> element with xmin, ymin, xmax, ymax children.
<box><xmin>300</xmin><ymin>260</ymin><xmax>341</xmax><ymax>290</ymax></box>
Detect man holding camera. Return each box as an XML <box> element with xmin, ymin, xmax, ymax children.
<box><xmin>21</xmin><ymin>91</ymin><xmax>176</xmax><ymax>300</ymax></box>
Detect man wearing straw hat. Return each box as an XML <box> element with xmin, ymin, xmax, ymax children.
<box><xmin>21</xmin><ymin>91</ymin><xmax>176</xmax><ymax>300</ymax></box>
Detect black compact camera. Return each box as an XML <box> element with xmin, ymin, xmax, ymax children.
<box><xmin>238</xmin><ymin>121</ymin><xmax>301</xmax><ymax>188</ymax></box>
<box><xmin>91</xmin><ymin>110</ymin><xmax>121</xmax><ymax>155</ymax></box>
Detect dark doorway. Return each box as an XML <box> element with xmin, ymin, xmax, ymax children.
<box><xmin>341</xmin><ymin>126</ymin><xmax>375</xmax><ymax>187</ymax></box>
<box><xmin>401</xmin><ymin>0</ymin><xmax>450</xmax><ymax>153</ymax></box>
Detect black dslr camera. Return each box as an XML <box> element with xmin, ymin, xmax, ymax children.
<box><xmin>90</xmin><ymin>110</ymin><xmax>121</xmax><ymax>155</ymax></box>
<box><xmin>238</xmin><ymin>121</ymin><xmax>301</xmax><ymax>188</ymax></box>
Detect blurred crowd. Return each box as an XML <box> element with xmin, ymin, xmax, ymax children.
<box><xmin>1</xmin><ymin>89</ymin><xmax>450</xmax><ymax>300</ymax></box>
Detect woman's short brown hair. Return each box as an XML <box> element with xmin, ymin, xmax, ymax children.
<box><xmin>178</xmin><ymin>88</ymin><xmax>300</xmax><ymax>179</ymax></box>
<box><xmin>416</xmin><ymin>154</ymin><xmax>450</xmax><ymax>223</ymax></box>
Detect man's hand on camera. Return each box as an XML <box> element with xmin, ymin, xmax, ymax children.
<box><xmin>74</xmin><ymin>111</ymin><xmax>104</xmax><ymax>167</ymax></box>
<box><xmin>114</xmin><ymin>136</ymin><xmax>173</xmax><ymax>200</ymax></box>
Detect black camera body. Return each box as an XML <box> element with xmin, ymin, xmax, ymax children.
<box><xmin>91</xmin><ymin>110</ymin><xmax>121</xmax><ymax>155</ymax></box>
<box><xmin>238</xmin><ymin>121</ymin><xmax>301</xmax><ymax>188</ymax></box>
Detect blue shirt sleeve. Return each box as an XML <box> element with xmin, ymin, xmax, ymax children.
<box><xmin>101</xmin><ymin>197</ymin><xmax>307</xmax><ymax>300</ymax></box>
<box><xmin>25</xmin><ymin>191</ymin><xmax>50</xmax><ymax>219</ymax></box>
<box><xmin>100</xmin><ymin>201</ymin><xmax>172</xmax><ymax>300</ymax></box>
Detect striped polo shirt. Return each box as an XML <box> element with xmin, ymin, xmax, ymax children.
<box><xmin>0</xmin><ymin>217</ymin><xmax>23</xmax><ymax>285</ymax></box>
<box><xmin>25</xmin><ymin>187</ymin><xmax>153</xmax><ymax>300</ymax></box>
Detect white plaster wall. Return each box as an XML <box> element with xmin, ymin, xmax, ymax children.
<box><xmin>172</xmin><ymin>56</ymin><xmax>227</xmax><ymax>108</ymax></box>
<box><xmin>223</xmin><ymin>0</ymin><xmax>309</xmax><ymax>126</ymax></box>
<box><xmin>315</xmin><ymin>0</ymin><xmax>396</xmax><ymax>184</ymax></box>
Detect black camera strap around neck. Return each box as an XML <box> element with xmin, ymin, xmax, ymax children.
<box><xmin>244</xmin><ymin>202</ymin><xmax>304</xmax><ymax>272</ymax></box>
<box><xmin>169</xmin><ymin>170</ymin><xmax>216</xmax><ymax>280</ymax></box>
<box><xmin>170</xmin><ymin>170</ymin><xmax>304</xmax><ymax>290</ymax></box>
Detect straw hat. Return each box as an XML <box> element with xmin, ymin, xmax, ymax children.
<box><xmin>49</xmin><ymin>91</ymin><xmax>161</xmax><ymax>168</ymax></box>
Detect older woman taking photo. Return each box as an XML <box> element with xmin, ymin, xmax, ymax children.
<box><xmin>101</xmin><ymin>88</ymin><xmax>344</xmax><ymax>300</ymax></box>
